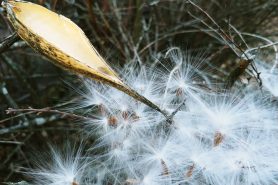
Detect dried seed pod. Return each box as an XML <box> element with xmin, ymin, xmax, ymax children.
<box><xmin>2</xmin><ymin>0</ymin><xmax>168</xmax><ymax>117</ymax></box>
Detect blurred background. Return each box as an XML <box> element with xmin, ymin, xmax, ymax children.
<box><xmin>1</xmin><ymin>0</ymin><xmax>278</xmax><ymax>182</ymax></box>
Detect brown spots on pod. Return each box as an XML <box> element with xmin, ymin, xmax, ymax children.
<box><xmin>26</xmin><ymin>31</ymin><xmax>32</xmax><ymax>38</ymax></box>
<box><xmin>34</xmin><ymin>37</ymin><xmax>41</xmax><ymax>45</ymax></box>
<box><xmin>10</xmin><ymin>18</ymin><xmax>78</xmax><ymax>72</ymax></box>
<box><xmin>47</xmin><ymin>46</ymin><xmax>54</xmax><ymax>52</ymax></box>
<box><xmin>52</xmin><ymin>52</ymin><xmax>58</xmax><ymax>58</ymax></box>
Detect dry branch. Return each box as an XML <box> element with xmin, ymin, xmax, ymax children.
<box><xmin>0</xmin><ymin>33</ymin><xmax>19</xmax><ymax>53</ymax></box>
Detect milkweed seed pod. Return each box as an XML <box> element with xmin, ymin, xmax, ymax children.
<box><xmin>2</xmin><ymin>0</ymin><xmax>168</xmax><ymax>117</ymax></box>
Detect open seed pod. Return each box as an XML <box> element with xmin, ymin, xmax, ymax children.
<box><xmin>2</xmin><ymin>0</ymin><xmax>168</xmax><ymax>117</ymax></box>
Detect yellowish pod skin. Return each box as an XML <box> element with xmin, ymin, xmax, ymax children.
<box><xmin>3</xmin><ymin>0</ymin><xmax>168</xmax><ymax>117</ymax></box>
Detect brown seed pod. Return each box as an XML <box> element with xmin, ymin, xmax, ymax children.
<box><xmin>2</xmin><ymin>0</ymin><xmax>168</xmax><ymax>118</ymax></box>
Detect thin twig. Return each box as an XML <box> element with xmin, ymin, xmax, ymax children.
<box><xmin>6</xmin><ymin>107</ymin><xmax>93</xmax><ymax>121</ymax></box>
<box><xmin>0</xmin><ymin>115</ymin><xmax>57</xmax><ymax>135</ymax></box>
<box><xmin>168</xmin><ymin>98</ymin><xmax>186</xmax><ymax>120</ymax></box>
<box><xmin>186</xmin><ymin>0</ymin><xmax>262</xmax><ymax>87</ymax></box>
<box><xmin>0</xmin><ymin>140</ymin><xmax>23</xmax><ymax>145</ymax></box>
<box><xmin>1</xmin><ymin>106</ymin><xmax>93</xmax><ymax>134</ymax></box>
<box><xmin>0</xmin><ymin>33</ymin><xmax>20</xmax><ymax>53</ymax></box>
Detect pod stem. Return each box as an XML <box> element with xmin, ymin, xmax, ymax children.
<box><xmin>103</xmin><ymin>78</ymin><xmax>170</xmax><ymax>120</ymax></box>
<box><xmin>124</xmin><ymin>86</ymin><xmax>170</xmax><ymax>118</ymax></box>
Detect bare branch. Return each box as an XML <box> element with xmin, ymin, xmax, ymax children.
<box><xmin>6</xmin><ymin>107</ymin><xmax>92</xmax><ymax>121</ymax></box>
<box><xmin>0</xmin><ymin>33</ymin><xmax>20</xmax><ymax>53</ymax></box>
<box><xmin>186</xmin><ymin>0</ymin><xmax>263</xmax><ymax>88</ymax></box>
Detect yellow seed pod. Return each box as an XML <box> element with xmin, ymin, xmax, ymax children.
<box><xmin>2</xmin><ymin>0</ymin><xmax>168</xmax><ymax>117</ymax></box>
<box><xmin>3</xmin><ymin>0</ymin><xmax>122</xmax><ymax>86</ymax></box>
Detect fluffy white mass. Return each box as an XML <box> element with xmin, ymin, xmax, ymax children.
<box><xmin>26</xmin><ymin>48</ymin><xmax>278</xmax><ymax>185</ymax></box>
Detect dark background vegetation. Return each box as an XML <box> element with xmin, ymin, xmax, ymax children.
<box><xmin>0</xmin><ymin>0</ymin><xmax>278</xmax><ymax>182</ymax></box>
